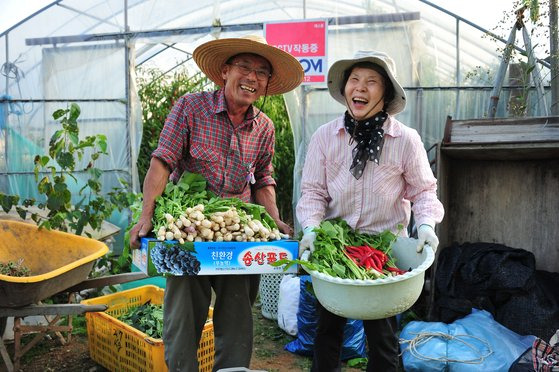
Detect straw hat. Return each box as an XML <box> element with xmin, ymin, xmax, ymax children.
<box><xmin>193</xmin><ymin>35</ymin><xmax>304</xmax><ymax>95</ymax></box>
<box><xmin>327</xmin><ymin>50</ymin><xmax>406</xmax><ymax>115</ymax></box>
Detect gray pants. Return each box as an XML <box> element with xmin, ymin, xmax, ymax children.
<box><xmin>163</xmin><ymin>274</ymin><xmax>260</xmax><ymax>372</ymax></box>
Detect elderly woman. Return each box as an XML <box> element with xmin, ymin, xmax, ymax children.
<box><xmin>296</xmin><ymin>51</ymin><xmax>444</xmax><ymax>371</ymax></box>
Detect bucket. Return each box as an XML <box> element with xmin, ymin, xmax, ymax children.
<box><xmin>303</xmin><ymin>237</ymin><xmax>434</xmax><ymax>320</ymax></box>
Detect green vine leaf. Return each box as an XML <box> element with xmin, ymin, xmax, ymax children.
<box><xmin>37</xmin><ymin>177</ymin><xmax>51</xmax><ymax>194</ymax></box>
<box><xmin>56</xmin><ymin>151</ymin><xmax>75</xmax><ymax>169</ymax></box>
<box><xmin>47</xmin><ymin>193</ymin><xmax>65</xmax><ymax>211</ymax></box>
<box><xmin>69</xmin><ymin>132</ymin><xmax>79</xmax><ymax>145</ymax></box>
<box><xmin>22</xmin><ymin>198</ymin><xmax>35</xmax><ymax>207</ymax></box>
<box><xmin>69</xmin><ymin>103</ymin><xmax>81</xmax><ymax>121</ymax></box>
<box><xmin>52</xmin><ymin>109</ymin><xmax>66</xmax><ymax>120</ymax></box>
<box><xmin>15</xmin><ymin>206</ymin><xmax>28</xmax><ymax>220</ymax></box>
<box><xmin>39</xmin><ymin>156</ymin><xmax>50</xmax><ymax>167</ymax></box>
<box><xmin>0</xmin><ymin>194</ymin><xmax>18</xmax><ymax>213</ymax></box>
<box><xmin>97</xmin><ymin>135</ymin><xmax>107</xmax><ymax>153</ymax></box>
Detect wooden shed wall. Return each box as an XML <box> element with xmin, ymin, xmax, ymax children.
<box><xmin>437</xmin><ymin>152</ymin><xmax>559</xmax><ymax>272</ymax></box>
<box><xmin>436</xmin><ymin>113</ymin><xmax>559</xmax><ymax>275</ymax></box>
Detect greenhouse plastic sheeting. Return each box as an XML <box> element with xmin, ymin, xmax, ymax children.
<box><xmin>1</xmin><ymin>0</ymin><xmax>552</xmax><ymax>240</ymax></box>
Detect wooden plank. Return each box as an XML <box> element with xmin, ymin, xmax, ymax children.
<box><xmin>442</xmin><ymin>116</ymin><xmax>453</xmax><ymax>143</ymax></box>
<box><xmin>441</xmin><ymin>143</ymin><xmax>559</xmax><ymax>160</ymax></box>
<box><xmin>0</xmin><ymin>338</ymin><xmax>14</xmax><ymax>372</ymax></box>
<box><xmin>18</xmin><ymin>324</ymin><xmax>71</xmax><ymax>333</ymax></box>
<box><xmin>447</xmin><ymin>115</ymin><xmax>559</xmax><ymax>128</ymax></box>
<box><xmin>443</xmin><ymin>116</ymin><xmax>559</xmax><ymax>145</ymax></box>
<box><xmin>449</xmin><ymin>123</ymin><xmax>559</xmax><ymax>144</ymax></box>
<box><xmin>0</xmin><ymin>304</ymin><xmax>107</xmax><ymax>317</ymax></box>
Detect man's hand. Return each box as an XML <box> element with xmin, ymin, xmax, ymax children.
<box><xmin>416</xmin><ymin>224</ymin><xmax>439</xmax><ymax>253</ymax></box>
<box><xmin>129</xmin><ymin>157</ymin><xmax>169</xmax><ymax>249</ymax></box>
<box><xmin>299</xmin><ymin>226</ymin><xmax>317</xmax><ymax>257</ymax></box>
<box><xmin>129</xmin><ymin>216</ymin><xmax>153</xmax><ymax>249</ymax></box>
<box><xmin>275</xmin><ymin>220</ymin><xmax>294</xmax><ymax>237</ymax></box>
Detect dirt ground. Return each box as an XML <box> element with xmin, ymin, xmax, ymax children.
<box><xmin>1</xmin><ymin>304</ymin><xmax>363</xmax><ymax>372</ymax></box>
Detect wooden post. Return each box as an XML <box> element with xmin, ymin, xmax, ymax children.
<box><xmin>550</xmin><ymin>0</ymin><xmax>559</xmax><ymax>114</ymax></box>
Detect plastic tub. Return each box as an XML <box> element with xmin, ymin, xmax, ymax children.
<box><xmin>0</xmin><ymin>220</ymin><xmax>108</xmax><ymax>307</ymax></box>
<box><xmin>303</xmin><ymin>237</ymin><xmax>434</xmax><ymax>320</ymax></box>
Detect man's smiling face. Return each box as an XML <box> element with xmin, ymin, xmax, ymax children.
<box><xmin>221</xmin><ymin>53</ymin><xmax>271</xmax><ymax>110</ymax></box>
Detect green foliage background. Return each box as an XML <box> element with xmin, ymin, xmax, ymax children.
<box><xmin>136</xmin><ymin>68</ymin><xmax>295</xmax><ymax>224</ymax></box>
<box><xmin>136</xmin><ymin>69</ymin><xmax>208</xmax><ymax>184</ymax></box>
<box><xmin>256</xmin><ymin>94</ymin><xmax>295</xmax><ymax>224</ymax></box>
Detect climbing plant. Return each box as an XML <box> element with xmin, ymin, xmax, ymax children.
<box><xmin>0</xmin><ymin>103</ymin><xmax>132</xmax><ymax>236</ymax></box>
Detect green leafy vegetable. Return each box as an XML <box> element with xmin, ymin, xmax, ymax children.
<box><xmin>274</xmin><ymin>218</ymin><xmax>403</xmax><ymax>280</ymax></box>
<box><xmin>119</xmin><ymin>302</ymin><xmax>164</xmax><ymax>338</ymax></box>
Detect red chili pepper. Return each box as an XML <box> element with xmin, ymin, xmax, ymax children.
<box><xmin>343</xmin><ymin>250</ymin><xmax>360</xmax><ymax>266</ymax></box>
<box><xmin>373</xmin><ymin>259</ymin><xmax>384</xmax><ymax>272</ymax></box>
<box><xmin>346</xmin><ymin>246</ymin><xmax>366</xmax><ymax>257</ymax></box>
<box><xmin>345</xmin><ymin>245</ymin><xmax>392</xmax><ymax>275</ymax></box>
<box><xmin>375</xmin><ymin>250</ymin><xmax>388</xmax><ymax>265</ymax></box>
<box><xmin>345</xmin><ymin>245</ymin><xmax>372</xmax><ymax>266</ymax></box>
<box><xmin>371</xmin><ymin>254</ymin><xmax>383</xmax><ymax>271</ymax></box>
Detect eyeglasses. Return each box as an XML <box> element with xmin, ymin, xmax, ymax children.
<box><xmin>228</xmin><ymin>62</ymin><xmax>271</xmax><ymax>81</ymax></box>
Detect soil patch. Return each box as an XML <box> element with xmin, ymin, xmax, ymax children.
<box><xmin>1</xmin><ymin>305</ymin><xmax>364</xmax><ymax>372</ymax></box>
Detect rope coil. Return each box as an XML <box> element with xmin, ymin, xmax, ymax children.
<box><xmin>400</xmin><ymin>331</ymin><xmax>494</xmax><ymax>364</ymax></box>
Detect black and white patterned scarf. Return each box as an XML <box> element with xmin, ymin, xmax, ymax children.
<box><xmin>344</xmin><ymin>110</ymin><xmax>388</xmax><ymax>179</ymax></box>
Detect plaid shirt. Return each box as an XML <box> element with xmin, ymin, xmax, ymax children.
<box><xmin>152</xmin><ymin>89</ymin><xmax>276</xmax><ymax>202</ymax></box>
<box><xmin>533</xmin><ymin>338</ymin><xmax>559</xmax><ymax>371</ymax></box>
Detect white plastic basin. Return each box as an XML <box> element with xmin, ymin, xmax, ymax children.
<box><xmin>302</xmin><ymin>237</ymin><xmax>435</xmax><ymax>320</ymax></box>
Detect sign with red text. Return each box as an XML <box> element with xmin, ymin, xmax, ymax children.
<box><xmin>265</xmin><ymin>19</ymin><xmax>328</xmax><ymax>84</ymax></box>
<box><xmin>135</xmin><ymin>237</ymin><xmax>298</xmax><ymax>276</ymax></box>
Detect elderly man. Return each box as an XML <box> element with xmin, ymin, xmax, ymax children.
<box><xmin>129</xmin><ymin>35</ymin><xmax>303</xmax><ymax>371</ymax></box>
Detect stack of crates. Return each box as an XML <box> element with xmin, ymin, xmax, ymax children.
<box><xmin>81</xmin><ymin>285</ymin><xmax>214</xmax><ymax>371</ymax></box>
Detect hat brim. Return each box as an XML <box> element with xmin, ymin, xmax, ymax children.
<box><xmin>327</xmin><ymin>56</ymin><xmax>406</xmax><ymax>115</ymax></box>
<box><xmin>193</xmin><ymin>38</ymin><xmax>304</xmax><ymax>95</ymax></box>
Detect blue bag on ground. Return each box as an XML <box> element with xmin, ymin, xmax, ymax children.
<box><xmin>400</xmin><ymin>308</ymin><xmax>536</xmax><ymax>371</ymax></box>
<box><xmin>284</xmin><ymin>275</ymin><xmax>366</xmax><ymax>360</ymax></box>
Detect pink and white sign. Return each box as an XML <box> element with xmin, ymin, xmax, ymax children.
<box><xmin>265</xmin><ymin>19</ymin><xmax>328</xmax><ymax>85</ymax></box>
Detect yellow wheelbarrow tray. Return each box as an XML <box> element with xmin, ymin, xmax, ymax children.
<box><xmin>0</xmin><ymin>220</ymin><xmax>109</xmax><ymax>307</ymax></box>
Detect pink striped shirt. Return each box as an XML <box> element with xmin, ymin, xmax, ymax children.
<box><xmin>296</xmin><ymin>114</ymin><xmax>444</xmax><ymax>235</ymax></box>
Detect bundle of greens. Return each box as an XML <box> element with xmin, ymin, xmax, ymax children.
<box><xmin>152</xmin><ymin>172</ymin><xmax>283</xmax><ymax>243</ymax></box>
<box><xmin>276</xmin><ymin>219</ymin><xmax>406</xmax><ymax>280</ymax></box>
<box><xmin>119</xmin><ymin>302</ymin><xmax>163</xmax><ymax>338</ymax></box>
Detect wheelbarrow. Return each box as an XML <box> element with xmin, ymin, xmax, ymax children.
<box><xmin>0</xmin><ymin>220</ymin><xmax>147</xmax><ymax>371</ymax></box>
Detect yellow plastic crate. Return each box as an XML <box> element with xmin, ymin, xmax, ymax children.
<box><xmin>81</xmin><ymin>285</ymin><xmax>214</xmax><ymax>372</ymax></box>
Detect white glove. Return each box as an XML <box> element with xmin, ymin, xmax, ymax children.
<box><xmin>417</xmin><ymin>224</ymin><xmax>439</xmax><ymax>253</ymax></box>
<box><xmin>298</xmin><ymin>226</ymin><xmax>317</xmax><ymax>257</ymax></box>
